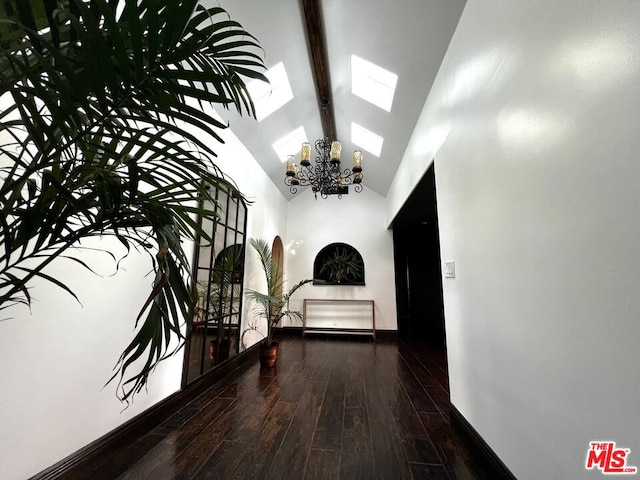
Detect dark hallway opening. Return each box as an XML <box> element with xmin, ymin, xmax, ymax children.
<box><xmin>391</xmin><ymin>163</ymin><xmax>445</xmax><ymax>346</ymax></box>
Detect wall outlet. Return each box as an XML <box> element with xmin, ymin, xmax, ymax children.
<box><xmin>444</xmin><ymin>261</ymin><xmax>456</xmax><ymax>278</ymax></box>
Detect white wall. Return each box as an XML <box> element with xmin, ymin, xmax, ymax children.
<box><xmin>0</xmin><ymin>123</ymin><xmax>286</xmax><ymax>480</ymax></box>
<box><xmin>286</xmin><ymin>187</ymin><xmax>397</xmax><ymax>331</ymax></box>
<box><xmin>0</xmin><ymin>243</ymin><xmax>182</xmax><ymax>480</ymax></box>
<box><xmin>388</xmin><ymin>1</ymin><xmax>640</xmax><ymax>479</ymax></box>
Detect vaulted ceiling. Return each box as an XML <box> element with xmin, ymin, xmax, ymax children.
<box><xmin>208</xmin><ymin>0</ymin><xmax>467</xmax><ymax>200</ymax></box>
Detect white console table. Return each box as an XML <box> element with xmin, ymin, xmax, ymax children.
<box><xmin>302</xmin><ymin>299</ymin><xmax>375</xmax><ymax>339</ymax></box>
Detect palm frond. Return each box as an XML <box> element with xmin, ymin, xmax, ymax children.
<box><xmin>0</xmin><ymin>0</ymin><xmax>268</xmax><ymax>402</ymax></box>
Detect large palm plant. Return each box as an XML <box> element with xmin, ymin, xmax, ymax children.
<box><xmin>0</xmin><ymin>0</ymin><xmax>267</xmax><ymax>402</ymax></box>
<box><xmin>245</xmin><ymin>238</ymin><xmax>312</xmax><ymax>347</ymax></box>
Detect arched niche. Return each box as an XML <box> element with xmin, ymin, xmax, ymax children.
<box><xmin>313</xmin><ymin>243</ymin><xmax>365</xmax><ymax>285</ymax></box>
<box><xmin>272</xmin><ymin>236</ymin><xmax>284</xmax><ymax>298</ymax></box>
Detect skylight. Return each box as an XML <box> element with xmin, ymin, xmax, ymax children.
<box><xmin>351</xmin><ymin>122</ymin><xmax>383</xmax><ymax>157</ymax></box>
<box><xmin>351</xmin><ymin>55</ymin><xmax>398</xmax><ymax>112</ymax></box>
<box><xmin>273</xmin><ymin>126</ymin><xmax>307</xmax><ymax>162</ymax></box>
<box><xmin>247</xmin><ymin>62</ymin><xmax>294</xmax><ymax>121</ymax></box>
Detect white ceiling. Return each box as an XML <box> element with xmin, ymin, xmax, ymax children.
<box><xmin>208</xmin><ymin>0</ymin><xmax>467</xmax><ymax>199</ymax></box>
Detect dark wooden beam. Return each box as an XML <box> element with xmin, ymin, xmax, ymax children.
<box><xmin>301</xmin><ymin>0</ymin><xmax>336</xmax><ymax>141</ymax></box>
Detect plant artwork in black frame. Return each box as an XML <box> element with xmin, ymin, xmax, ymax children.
<box><xmin>313</xmin><ymin>243</ymin><xmax>365</xmax><ymax>285</ymax></box>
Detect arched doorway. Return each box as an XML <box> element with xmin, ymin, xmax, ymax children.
<box><xmin>272</xmin><ymin>236</ymin><xmax>284</xmax><ymax>301</ymax></box>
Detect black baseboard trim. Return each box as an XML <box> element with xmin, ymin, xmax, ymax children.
<box><xmin>375</xmin><ymin>329</ymin><xmax>399</xmax><ymax>340</ymax></box>
<box><xmin>31</xmin><ymin>344</ymin><xmax>261</xmax><ymax>480</ymax></box>
<box><xmin>449</xmin><ymin>404</ymin><xmax>517</xmax><ymax>480</ymax></box>
<box><xmin>274</xmin><ymin>326</ymin><xmax>304</xmax><ymax>336</ymax></box>
<box><xmin>275</xmin><ymin>327</ymin><xmax>398</xmax><ymax>340</ymax></box>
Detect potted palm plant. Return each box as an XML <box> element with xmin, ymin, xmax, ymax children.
<box><xmin>245</xmin><ymin>238</ymin><xmax>312</xmax><ymax>367</ymax></box>
<box><xmin>194</xmin><ymin>246</ymin><xmax>243</xmax><ymax>364</ymax></box>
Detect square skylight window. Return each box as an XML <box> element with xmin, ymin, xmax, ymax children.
<box><xmin>273</xmin><ymin>126</ymin><xmax>307</xmax><ymax>162</ymax></box>
<box><xmin>247</xmin><ymin>62</ymin><xmax>294</xmax><ymax>121</ymax></box>
<box><xmin>351</xmin><ymin>55</ymin><xmax>398</xmax><ymax>112</ymax></box>
<box><xmin>351</xmin><ymin>122</ymin><xmax>383</xmax><ymax>157</ymax></box>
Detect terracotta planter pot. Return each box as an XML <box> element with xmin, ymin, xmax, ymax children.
<box><xmin>259</xmin><ymin>342</ymin><xmax>279</xmax><ymax>368</ymax></box>
<box><xmin>209</xmin><ymin>339</ymin><xmax>230</xmax><ymax>366</ymax></box>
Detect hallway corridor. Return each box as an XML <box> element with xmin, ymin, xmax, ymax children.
<box><xmin>66</xmin><ymin>336</ymin><xmax>490</xmax><ymax>479</ymax></box>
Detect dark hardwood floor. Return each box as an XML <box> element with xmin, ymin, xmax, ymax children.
<box><xmin>78</xmin><ymin>336</ymin><xmax>491</xmax><ymax>479</ymax></box>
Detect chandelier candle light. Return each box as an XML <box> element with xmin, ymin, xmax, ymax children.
<box><xmin>285</xmin><ymin>136</ymin><xmax>363</xmax><ymax>199</ymax></box>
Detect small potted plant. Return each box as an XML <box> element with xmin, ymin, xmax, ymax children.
<box><xmin>245</xmin><ymin>238</ymin><xmax>312</xmax><ymax>367</ymax></box>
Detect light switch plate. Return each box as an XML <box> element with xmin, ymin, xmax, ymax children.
<box><xmin>444</xmin><ymin>261</ymin><xmax>456</xmax><ymax>278</ymax></box>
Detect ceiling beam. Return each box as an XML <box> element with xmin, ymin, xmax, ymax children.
<box><xmin>300</xmin><ymin>0</ymin><xmax>336</xmax><ymax>141</ymax></box>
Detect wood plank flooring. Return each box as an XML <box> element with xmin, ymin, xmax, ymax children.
<box><xmin>82</xmin><ymin>336</ymin><xmax>491</xmax><ymax>479</ymax></box>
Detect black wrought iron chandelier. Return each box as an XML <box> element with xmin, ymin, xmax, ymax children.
<box><xmin>284</xmin><ymin>137</ymin><xmax>363</xmax><ymax>199</ymax></box>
